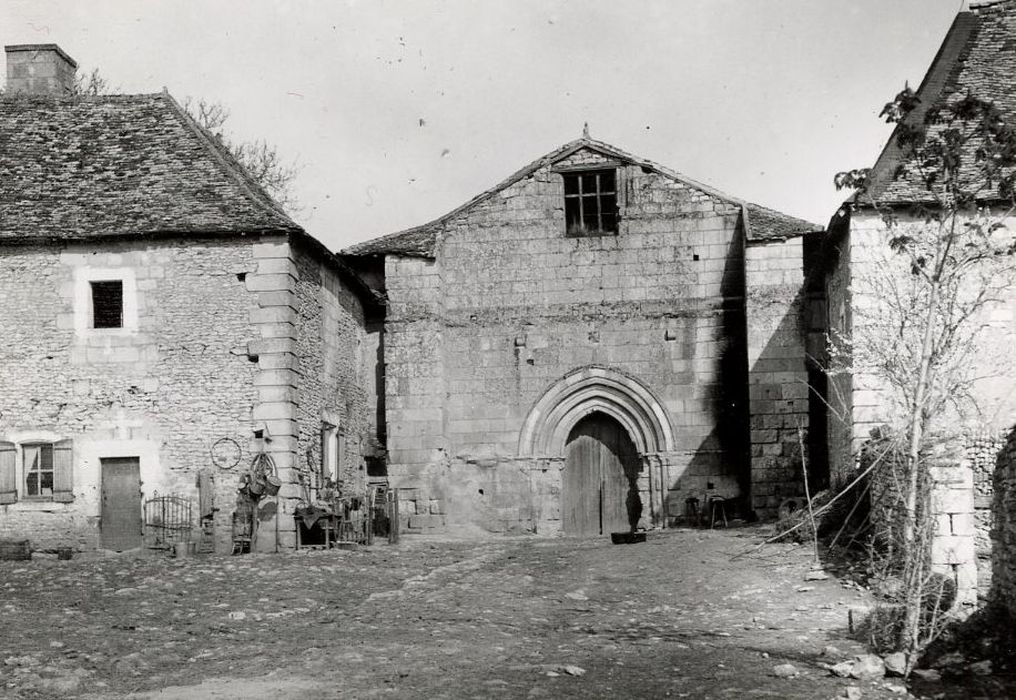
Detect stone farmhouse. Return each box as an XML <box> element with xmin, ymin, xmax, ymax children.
<box><xmin>0</xmin><ymin>44</ymin><xmax>382</xmax><ymax>553</ymax></box>
<box><xmin>816</xmin><ymin>0</ymin><xmax>1016</xmax><ymax>609</ymax></box>
<box><xmin>345</xmin><ymin>138</ymin><xmax>822</xmax><ymax>535</ymax></box>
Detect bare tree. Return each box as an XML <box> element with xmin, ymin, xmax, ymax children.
<box><xmin>66</xmin><ymin>70</ymin><xmax>300</xmax><ymax>215</ymax></box>
<box><xmin>181</xmin><ymin>97</ymin><xmax>300</xmax><ymax>214</ymax></box>
<box><xmin>835</xmin><ymin>89</ymin><xmax>1016</xmax><ymax>672</ymax></box>
<box><xmin>73</xmin><ymin>68</ymin><xmax>111</xmax><ymax>96</ymax></box>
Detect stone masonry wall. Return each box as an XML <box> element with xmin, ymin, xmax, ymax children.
<box><xmin>289</xmin><ymin>240</ymin><xmax>370</xmax><ymax>546</ymax></box>
<box><xmin>839</xmin><ymin>209</ymin><xmax>1016</xmax><ymax>609</ymax></box>
<box><xmin>823</xmin><ymin>225</ymin><xmax>855</xmax><ymax>488</ymax></box>
<box><xmin>0</xmin><ymin>235</ymin><xmax>373</xmax><ymax>553</ymax></box>
<box><xmin>0</xmin><ymin>237</ymin><xmax>266</xmax><ymax>552</ymax></box>
<box><xmin>384</xmin><ymin>146</ymin><xmax>751</xmax><ymax>534</ymax></box>
<box><xmin>863</xmin><ymin>434</ymin><xmax>978</xmax><ymax>611</ymax></box>
<box><xmin>991</xmin><ymin>426</ymin><xmax>1016</xmax><ymax>614</ymax></box>
<box><xmin>744</xmin><ymin>237</ymin><xmax>809</xmax><ymax>518</ymax></box>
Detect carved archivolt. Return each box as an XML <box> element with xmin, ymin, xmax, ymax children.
<box><xmin>518</xmin><ymin>365</ymin><xmax>675</xmax><ymax>457</ymax></box>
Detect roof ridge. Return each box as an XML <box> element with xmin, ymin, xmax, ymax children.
<box><xmin>969</xmin><ymin>0</ymin><xmax>1016</xmax><ymax>10</ymax></box>
<box><xmin>862</xmin><ymin>10</ymin><xmax>980</xmax><ymax>202</ymax></box>
<box><xmin>345</xmin><ymin>137</ymin><xmax>820</xmax><ymax>255</ymax></box>
<box><xmin>160</xmin><ymin>91</ymin><xmax>300</xmax><ymax>232</ymax></box>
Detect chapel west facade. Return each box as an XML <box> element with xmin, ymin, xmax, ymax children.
<box><xmin>347</xmin><ymin>138</ymin><xmax>822</xmax><ymax>535</ymax></box>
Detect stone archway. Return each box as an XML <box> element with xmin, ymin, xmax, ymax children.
<box><xmin>518</xmin><ymin>365</ymin><xmax>675</xmax><ymax>458</ymax></box>
<box><xmin>519</xmin><ymin>366</ymin><xmax>676</xmax><ymax>532</ymax></box>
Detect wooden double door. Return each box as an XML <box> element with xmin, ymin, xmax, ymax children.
<box><xmin>562</xmin><ymin>413</ymin><xmax>641</xmax><ymax>536</ymax></box>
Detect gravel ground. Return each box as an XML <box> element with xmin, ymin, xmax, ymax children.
<box><xmin>0</xmin><ymin>526</ymin><xmax>930</xmax><ymax>699</ymax></box>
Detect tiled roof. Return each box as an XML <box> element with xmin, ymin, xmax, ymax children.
<box><xmin>742</xmin><ymin>203</ymin><xmax>819</xmax><ymax>242</ymax></box>
<box><xmin>0</xmin><ymin>92</ymin><xmax>300</xmax><ymax>241</ymax></box>
<box><xmin>866</xmin><ymin>3</ymin><xmax>1016</xmax><ymax>203</ymax></box>
<box><xmin>344</xmin><ymin>137</ymin><xmax>821</xmax><ymax>257</ymax></box>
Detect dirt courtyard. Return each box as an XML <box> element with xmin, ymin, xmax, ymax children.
<box><xmin>1</xmin><ymin>527</ymin><xmax>914</xmax><ymax>699</ymax></box>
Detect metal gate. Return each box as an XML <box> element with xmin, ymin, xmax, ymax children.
<box><xmin>143</xmin><ymin>494</ymin><xmax>194</xmax><ymax>551</ymax></box>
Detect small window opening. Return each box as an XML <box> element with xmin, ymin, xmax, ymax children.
<box><xmin>90</xmin><ymin>280</ymin><xmax>123</xmax><ymax>329</ymax></box>
<box><xmin>24</xmin><ymin>443</ymin><xmax>54</xmax><ymax>497</ymax></box>
<box><xmin>564</xmin><ymin>169</ymin><xmax>617</xmax><ymax>236</ymax></box>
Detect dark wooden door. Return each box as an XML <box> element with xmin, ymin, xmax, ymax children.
<box><xmin>563</xmin><ymin>413</ymin><xmax>639</xmax><ymax>535</ymax></box>
<box><xmin>100</xmin><ymin>457</ymin><xmax>142</xmax><ymax>551</ymax></box>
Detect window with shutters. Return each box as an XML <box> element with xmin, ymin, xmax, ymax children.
<box><xmin>0</xmin><ymin>439</ymin><xmax>73</xmax><ymax>504</ymax></box>
<box><xmin>0</xmin><ymin>441</ymin><xmax>16</xmax><ymax>505</ymax></box>
<box><xmin>563</xmin><ymin>169</ymin><xmax>618</xmax><ymax>236</ymax></box>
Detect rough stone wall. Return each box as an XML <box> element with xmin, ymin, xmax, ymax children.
<box><xmin>744</xmin><ymin>238</ymin><xmax>809</xmax><ymax>518</ymax></box>
<box><xmin>967</xmin><ymin>430</ymin><xmax>1004</xmax><ymax>603</ymax></box>
<box><xmin>384</xmin><ymin>256</ymin><xmax>449</xmax><ymax>531</ymax></box>
<box><xmin>823</xmin><ymin>226</ymin><xmax>855</xmax><ymax>488</ymax></box>
<box><xmin>863</xmin><ymin>434</ymin><xmax>978</xmax><ymax>611</ymax></box>
<box><xmin>383</xmin><ymin>147</ymin><xmax>750</xmax><ymax>534</ymax></box>
<box><xmin>0</xmin><ymin>237</ymin><xmax>263</xmax><ymax>552</ymax></box>
<box><xmin>991</xmin><ymin>426</ymin><xmax>1016</xmax><ymax>614</ymax></box>
<box><xmin>0</xmin><ymin>234</ymin><xmax>374</xmax><ymax>553</ymax></box>
<box><xmin>290</xmin><ymin>240</ymin><xmax>370</xmax><ymax>543</ymax></box>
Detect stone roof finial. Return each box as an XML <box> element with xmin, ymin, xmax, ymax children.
<box><xmin>582</xmin><ymin>122</ymin><xmax>590</xmax><ymax>139</ymax></box>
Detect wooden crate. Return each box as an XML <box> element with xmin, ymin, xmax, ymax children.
<box><xmin>0</xmin><ymin>539</ymin><xmax>31</xmax><ymax>561</ymax></box>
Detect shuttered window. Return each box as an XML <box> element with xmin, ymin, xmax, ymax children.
<box><xmin>0</xmin><ymin>440</ymin><xmax>74</xmax><ymax>504</ymax></box>
<box><xmin>52</xmin><ymin>440</ymin><xmax>74</xmax><ymax>502</ymax></box>
<box><xmin>0</xmin><ymin>442</ymin><xmax>16</xmax><ymax>504</ymax></box>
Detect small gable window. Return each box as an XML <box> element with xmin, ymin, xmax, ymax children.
<box><xmin>564</xmin><ymin>169</ymin><xmax>617</xmax><ymax>236</ymax></box>
<box><xmin>91</xmin><ymin>280</ymin><xmax>124</xmax><ymax>329</ymax></box>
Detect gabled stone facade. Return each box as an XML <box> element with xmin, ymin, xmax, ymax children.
<box><xmin>0</xmin><ymin>45</ymin><xmax>380</xmax><ymax>553</ymax></box>
<box><xmin>347</xmin><ymin>138</ymin><xmax>820</xmax><ymax>534</ymax></box>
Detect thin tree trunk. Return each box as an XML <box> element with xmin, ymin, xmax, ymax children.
<box><xmin>900</xmin><ymin>213</ymin><xmax>956</xmax><ymax>664</ymax></box>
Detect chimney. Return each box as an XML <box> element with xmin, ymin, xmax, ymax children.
<box><xmin>5</xmin><ymin>44</ymin><xmax>78</xmax><ymax>96</ymax></box>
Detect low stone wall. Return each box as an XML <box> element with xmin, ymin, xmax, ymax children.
<box><xmin>966</xmin><ymin>430</ymin><xmax>1004</xmax><ymax>603</ymax></box>
<box><xmin>863</xmin><ymin>431</ymin><xmax>978</xmax><ymax>611</ymax></box>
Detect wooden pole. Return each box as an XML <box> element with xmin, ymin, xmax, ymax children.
<box><xmin>388</xmin><ymin>488</ymin><xmax>400</xmax><ymax>545</ymax></box>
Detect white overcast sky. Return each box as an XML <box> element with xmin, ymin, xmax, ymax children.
<box><xmin>2</xmin><ymin>0</ymin><xmax>964</xmax><ymax>251</ymax></box>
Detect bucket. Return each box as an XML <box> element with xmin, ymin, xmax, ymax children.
<box><xmin>264</xmin><ymin>475</ymin><xmax>281</xmax><ymax>497</ymax></box>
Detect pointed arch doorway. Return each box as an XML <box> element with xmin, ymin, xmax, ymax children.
<box><xmin>563</xmin><ymin>412</ymin><xmax>641</xmax><ymax>536</ymax></box>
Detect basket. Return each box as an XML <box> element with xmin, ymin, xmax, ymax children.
<box><xmin>264</xmin><ymin>474</ymin><xmax>281</xmax><ymax>497</ymax></box>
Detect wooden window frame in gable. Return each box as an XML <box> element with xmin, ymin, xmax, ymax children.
<box><xmin>556</xmin><ymin>164</ymin><xmax>620</xmax><ymax>237</ymax></box>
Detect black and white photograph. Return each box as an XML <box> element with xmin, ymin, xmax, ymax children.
<box><xmin>1</xmin><ymin>1</ymin><xmax>1014</xmax><ymax>697</ymax></box>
